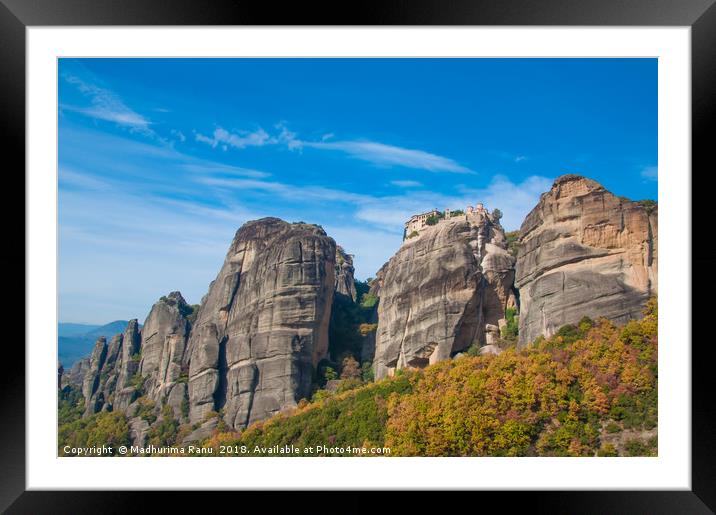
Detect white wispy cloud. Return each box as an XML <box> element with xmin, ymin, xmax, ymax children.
<box><xmin>195</xmin><ymin>127</ymin><xmax>271</xmax><ymax>149</ymax></box>
<box><xmin>59</xmin><ymin>187</ymin><xmax>259</xmax><ymax>323</ymax></box>
<box><xmin>59</xmin><ymin>141</ymin><xmax>553</xmax><ymax>321</ymax></box>
<box><xmin>640</xmin><ymin>165</ymin><xmax>658</xmax><ymax>182</ymax></box>
<box><xmin>499</xmin><ymin>151</ymin><xmax>528</xmax><ymax>164</ymax></box>
<box><xmin>198</xmin><ymin>177</ymin><xmax>369</xmax><ymax>204</ymax></box>
<box><xmin>63</xmin><ymin>74</ymin><xmax>153</xmax><ymax>135</ymax></box>
<box><xmin>179</xmin><ymin>163</ymin><xmax>270</xmax><ymax>179</ymax></box>
<box><xmin>301</xmin><ymin>140</ymin><xmax>473</xmax><ymax>174</ymax></box>
<box><xmin>459</xmin><ymin>175</ymin><xmax>553</xmax><ymax>230</ymax></box>
<box><xmin>194</xmin><ymin>121</ymin><xmax>471</xmax><ymax>173</ymax></box>
<box><xmin>354</xmin><ymin>175</ymin><xmax>553</xmax><ymax>232</ymax></box>
<box><xmin>199</xmin><ymin>172</ymin><xmax>552</xmax><ymax>234</ymax></box>
<box><xmin>58</xmin><ymin>168</ymin><xmax>113</xmax><ymax>192</ymax></box>
<box><xmin>390</xmin><ymin>180</ymin><xmax>423</xmax><ymax>188</ymax></box>
<box><xmin>276</xmin><ymin>123</ymin><xmax>303</xmax><ymax>150</ymax></box>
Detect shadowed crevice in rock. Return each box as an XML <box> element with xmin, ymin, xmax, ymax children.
<box><xmin>213</xmin><ymin>336</ymin><xmax>228</xmax><ymax>412</ymax></box>
<box><xmin>451</xmin><ymin>287</ymin><xmax>482</xmax><ymax>355</ymax></box>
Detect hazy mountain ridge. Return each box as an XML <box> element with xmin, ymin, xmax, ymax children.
<box><xmin>58</xmin><ymin>321</ymin><xmax>141</xmax><ymax>367</ymax></box>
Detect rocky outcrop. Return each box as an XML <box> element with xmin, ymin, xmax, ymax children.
<box><xmin>77</xmin><ymin>318</ymin><xmax>148</xmax><ymax>416</ymax></box>
<box><xmin>515</xmin><ymin>175</ymin><xmax>657</xmax><ymax>346</ymax></box>
<box><xmin>334</xmin><ymin>246</ymin><xmax>357</xmax><ymax>302</ymax></box>
<box><xmin>128</xmin><ymin>416</ymin><xmax>150</xmax><ymax>447</ymax></box>
<box><xmin>186</xmin><ymin>218</ymin><xmax>336</xmax><ymax>429</ymax></box>
<box><xmin>63</xmin><ymin>356</ymin><xmax>90</xmax><ymax>388</ymax></box>
<box><xmin>138</xmin><ymin>292</ymin><xmax>191</xmax><ymax>406</ymax></box>
<box><xmin>372</xmin><ymin>211</ymin><xmax>516</xmax><ymax>380</ymax></box>
<box><xmin>82</xmin><ymin>337</ymin><xmax>108</xmax><ymax>416</ymax></box>
<box><xmin>113</xmin><ymin>319</ymin><xmax>143</xmax><ymax>411</ymax></box>
<box><xmin>61</xmin><ymin>175</ymin><xmax>661</xmax><ymax>442</ymax></box>
<box><xmin>68</xmin><ymin>219</ymin><xmax>339</xmax><ymax>432</ymax></box>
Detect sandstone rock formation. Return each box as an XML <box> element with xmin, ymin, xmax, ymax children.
<box><xmin>186</xmin><ymin>218</ymin><xmax>336</xmax><ymax>428</ymax></box>
<box><xmin>372</xmin><ymin>211</ymin><xmax>517</xmax><ymax>380</ymax></box>
<box><xmin>138</xmin><ymin>292</ymin><xmax>191</xmax><ymax>408</ymax></box>
<box><xmin>67</xmin><ymin>218</ymin><xmax>344</xmax><ymax>434</ymax></box>
<box><xmin>515</xmin><ymin>174</ymin><xmax>657</xmax><ymax>346</ymax></box>
<box><xmin>113</xmin><ymin>319</ymin><xmax>143</xmax><ymax>411</ymax></box>
<box><xmin>62</xmin><ymin>180</ymin><xmax>659</xmax><ymax>440</ymax></box>
<box><xmin>81</xmin><ymin>337</ymin><xmax>108</xmax><ymax>416</ymax></box>
<box><xmin>335</xmin><ymin>246</ymin><xmax>357</xmax><ymax>302</ymax></box>
<box><xmin>63</xmin><ymin>356</ymin><xmax>90</xmax><ymax>388</ymax></box>
<box><xmin>78</xmin><ymin>317</ymin><xmax>153</xmax><ymax>416</ymax></box>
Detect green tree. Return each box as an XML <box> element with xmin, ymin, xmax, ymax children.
<box><xmin>637</xmin><ymin>199</ymin><xmax>657</xmax><ymax>214</ymax></box>
<box><xmin>505</xmin><ymin>230</ymin><xmax>520</xmax><ymax>257</ymax></box>
<box><xmin>360</xmin><ymin>292</ymin><xmax>378</xmax><ymax>309</ymax></box>
<box><xmin>323</xmin><ymin>367</ymin><xmax>338</xmax><ymax>381</ymax></box>
<box><xmin>361</xmin><ymin>362</ymin><xmax>374</xmax><ymax>382</ymax></box>
<box><xmin>58</xmin><ymin>384</ymin><xmax>84</xmax><ymax>427</ymax></box>
<box><xmin>59</xmin><ymin>411</ymin><xmax>130</xmax><ymax>456</ymax></box>
<box><xmin>148</xmin><ymin>404</ymin><xmax>180</xmax><ymax>447</ymax></box>
<box><xmin>500</xmin><ymin>307</ymin><xmax>519</xmax><ymax>341</ymax></box>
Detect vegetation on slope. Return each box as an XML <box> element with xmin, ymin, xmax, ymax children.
<box><xmin>326</xmin><ymin>279</ymin><xmax>377</xmax><ymax>376</ymax></box>
<box><xmin>386</xmin><ymin>302</ymin><xmax>657</xmax><ymax>456</ymax></box>
<box><xmin>197</xmin><ymin>299</ymin><xmax>657</xmax><ymax>457</ymax></box>
<box><xmin>58</xmin><ymin>298</ymin><xmax>657</xmax><ymax>458</ymax></box>
<box><xmin>505</xmin><ymin>230</ymin><xmax>520</xmax><ymax>257</ymax></box>
<box><xmin>58</xmin><ymin>409</ymin><xmax>130</xmax><ymax>456</ymax></box>
<box><xmin>204</xmin><ymin>374</ymin><xmax>414</xmax><ymax>455</ymax></box>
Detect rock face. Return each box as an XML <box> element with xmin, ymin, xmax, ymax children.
<box><xmin>186</xmin><ymin>218</ymin><xmax>336</xmax><ymax>429</ymax></box>
<box><xmin>372</xmin><ymin>211</ymin><xmax>516</xmax><ymax>380</ymax></box>
<box><xmin>63</xmin><ymin>357</ymin><xmax>90</xmax><ymax>388</ymax></box>
<box><xmin>79</xmin><ymin>318</ymin><xmax>145</xmax><ymax>416</ymax></box>
<box><xmin>82</xmin><ymin>337</ymin><xmax>108</xmax><ymax>416</ymax></box>
<box><xmin>68</xmin><ymin>218</ymin><xmax>341</xmax><ymax>434</ymax></box>
<box><xmin>139</xmin><ymin>292</ymin><xmax>191</xmax><ymax>407</ymax></box>
<box><xmin>113</xmin><ymin>319</ymin><xmax>143</xmax><ymax>411</ymax></box>
<box><xmin>61</xmin><ymin>177</ymin><xmax>660</xmax><ymax>442</ymax></box>
<box><xmin>515</xmin><ymin>175</ymin><xmax>657</xmax><ymax>346</ymax></box>
<box><xmin>334</xmin><ymin>246</ymin><xmax>357</xmax><ymax>302</ymax></box>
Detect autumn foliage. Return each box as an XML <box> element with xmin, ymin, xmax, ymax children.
<box><xmin>384</xmin><ymin>299</ymin><xmax>658</xmax><ymax>456</ymax></box>
<box><xmin>197</xmin><ymin>300</ymin><xmax>657</xmax><ymax>457</ymax></box>
<box><xmin>59</xmin><ymin>300</ymin><xmax>658</xmax><ymax>458</ymax></box>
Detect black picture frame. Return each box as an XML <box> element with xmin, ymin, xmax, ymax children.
<box><xmin>2</xmin><ymin>0</ymin><xmax>714</xmax><ymax>511</ymax></box>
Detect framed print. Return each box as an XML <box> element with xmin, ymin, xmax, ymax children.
<box><xmin>2</xmin><ymin>0</ymin><xmax>715</xmax><ymax>511</ymax></box>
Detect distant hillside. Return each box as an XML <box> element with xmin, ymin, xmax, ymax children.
<box><xmin>58</xmin><ymin>323</ymin><xmax>100</xmax><ymax>337</ymax></box>
<box><xmin>82</xmin><ymin>321</ymin><xmax>133</xmax><ymax>339</ymax></box>
<box><xmin>58</xmin><ymin>320</ymin><xmax>138</xmax><ymax>367</ymax></box>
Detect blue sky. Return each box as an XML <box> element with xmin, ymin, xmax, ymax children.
<box><xmin>58</xmin><ymin>58</ymin><xmax>657</xmax><ymax>324</ymax></box>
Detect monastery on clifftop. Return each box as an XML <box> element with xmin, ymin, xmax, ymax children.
<box><xmin>403</xmin><ymin>203</ymin><xmax>495</xmax><ymax>240</ymax></box>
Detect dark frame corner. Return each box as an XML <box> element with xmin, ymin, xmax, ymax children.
<box><xmin>2</xmin><ymin>0</ymin><xmax>715</xmax><ymax>512</ymax></box>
